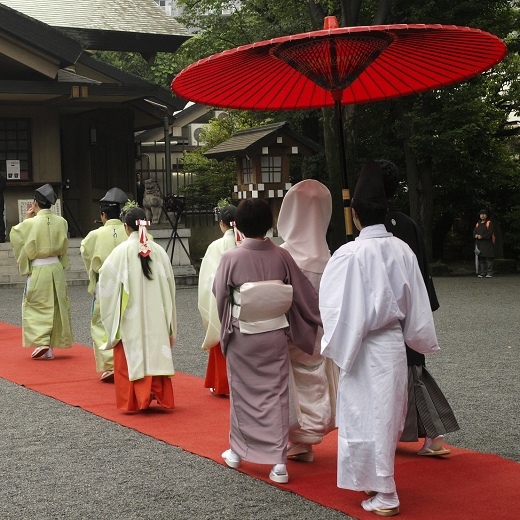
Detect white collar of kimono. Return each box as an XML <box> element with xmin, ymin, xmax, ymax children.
<box><xmin>357</xmin><ymin>224</ymin><xmax>392</xmax><ymax>239</ymax></box>
<box><xmin>278</xmin><ymin>179</ymin><xmax>332</xmax><ymax>274</ymax></box>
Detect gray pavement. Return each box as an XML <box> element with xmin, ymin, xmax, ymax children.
<box><xmin>0</xmin><ymin>275</ymin><xmax>519</xmax><ymax>519</ymax></box>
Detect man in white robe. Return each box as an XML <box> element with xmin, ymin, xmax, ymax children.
<box><xmin>319</xmin><ymin>161</ymin><xmax>439</xmax><ymax>517</ymax></box>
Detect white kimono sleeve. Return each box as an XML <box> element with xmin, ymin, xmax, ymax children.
<box><xmin>98</xmin><ymin>254</ymin><xmax>123</xmax><ymax>351</ymax></box>
<box><xmin>319</xmin><ymin>249</ymin><xmax>372</xmax><ymax>372</ymax></box>
<box><xmin>198</xmin><ymin>231</ymin><xmax>235</xmax><ymax>350</ymax></box>
<box><xmin>198</xmin><ymin>241</ymin><xmax>223</xmax><ymax>351</ymax></box>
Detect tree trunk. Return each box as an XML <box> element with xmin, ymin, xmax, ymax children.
<box><xmin>418</xmin><ymin>162</ymin><xmax>434</xmax><ymax>262</ymax></box>
<box><xmin>323</xmin><ymin>107</ymin><xmax>347</xmax><ymax>252</ymax></box>
<box><xmin>373</xmin><ymin>0</ymin><xmax>392</xmax><ymax>24</ymax></box>
<box><xmin>306</xmin><ymin>0</ymin><xmax>324</xmax><ymax>29</ymax></box>
<box><xmin>343</xmin><ymin>0</ymin><xmax>362</xmax><ymax>26</ymax></box>
<box><xmin>401</xmin><ymin>111</ymin><xmax>434</xmax><ymax>261</ymax></box>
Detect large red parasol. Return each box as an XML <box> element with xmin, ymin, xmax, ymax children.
<box><xmin>172</xmin><ymin>18</ymin><xmax>506</xmax><ymax>110</ymax></box>
<box><xmin>171</xmin><ymin>16</ymin><xmax>506</xmax><ymax>235</ymax></box>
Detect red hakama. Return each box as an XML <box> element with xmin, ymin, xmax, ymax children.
<box><xmin>204</xmin><ymin>343</ymin><xmax>229</xmax><ymax>395</ymax></box>
<box><xmin>113</xmin><ymin>342</ymin><xmax>174</xmax><ymax>411</ymax></box>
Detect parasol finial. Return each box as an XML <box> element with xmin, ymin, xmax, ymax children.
<box><xmin>324</xmin><ymin>16</ymin><xmax>339</xmax><ymax>30</ymax></box>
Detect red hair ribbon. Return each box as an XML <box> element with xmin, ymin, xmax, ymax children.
<box><xmin>230</xmin><ymin>221</ymin><xmax>245</xmax><ymax>246</ymax></box>
<box><xmin>136</xmin><ymin>219</ymin><xmax>151</xmax><ymax>257</ymax></box>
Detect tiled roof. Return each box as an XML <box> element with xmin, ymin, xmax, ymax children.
<box><xmin>205</xmin><ymin>122</ymin><xmax>288</xmax><ymax>157</ymax></box>
<box><xmin>0</xmin><ymin>0</ymin><xmax>191</xmax><ymax>37</ymax></box>
<box><xmin>204</xmin><ymin>122</ymin><xmax>322</xmax><ymax>160</ymax></box>
<box><xmin>0</xmin><ymin>3</ymin><xmax>85</xmax><ymax>66</ymax></box>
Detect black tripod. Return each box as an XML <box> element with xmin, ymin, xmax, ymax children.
<box><xmin>162</xmin><ymin>195</ymin><xmax>196</xmax><ymax>270</ymax></box>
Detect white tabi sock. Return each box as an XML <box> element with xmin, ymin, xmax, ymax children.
<box><xmin>362</xmin><ymin>491</ymin><xmax>400</xmax><ymax>510</ymax></box>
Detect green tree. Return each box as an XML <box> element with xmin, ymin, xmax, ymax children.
<box><xmin>93</xmin><ymin>51</ymin><xmax>178</xmax><ymax>87</ymax></box>
<box><xmin>97</xmin><ymin>0</ymin><xmax>520</xmax><ymax>258</ymax></box>
<box><xmin>178</xmin><ymin>111</ymin><xmax>270</xmax><ymax>207</ymax></box>
<box><xmin>381</xmin><ymin>0</ymin><xmax>520</xmax><ymax>259</ymax></box>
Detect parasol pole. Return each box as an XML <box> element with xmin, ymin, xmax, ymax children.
<box><xmin>325</xmin><ymin>15</ymin><xmax>353</xmax><ymax>242</ymax></box>
<box><xmin>332</xmin><ymin>89</ymin><xmax>354</xmax><ymax>241</ymax></box>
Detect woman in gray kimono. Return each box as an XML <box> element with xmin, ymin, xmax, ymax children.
<box><xmin>213</xmin><ymin>199</ymin><xmax>321</xmax><ymax>484</ymax></box>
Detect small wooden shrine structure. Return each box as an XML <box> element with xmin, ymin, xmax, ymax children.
<box><xmin>204</xmin><ymin>122</ymin><xmax>321</xmax><ymax>230</ymax></box>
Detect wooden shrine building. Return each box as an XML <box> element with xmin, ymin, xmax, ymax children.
<box><xmin>204</xmin><ymin>122</ymin><xmax>321</xmax><ymax>231</ymax></box>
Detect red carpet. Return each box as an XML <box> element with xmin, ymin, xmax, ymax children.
<box><xmin>1</xmin><ymin>321</ymin><xmax>518</xmax><ymax>519</ymax></box>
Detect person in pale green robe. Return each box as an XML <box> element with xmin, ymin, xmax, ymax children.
<box><xmin>10</xmin><ymin>184</ymin><xmax>73</xmax><ymax>359</ymax></box>
<box><xmin>80</xmin><ymin>187</ymin><xmax>128</xmax><ymax>382</ymax></box>
<box><xmin>198</xmin><ymin>205</ymin><xmax>237</xmax><ymax>395</ymax></box>
<box><xmin>98</xmin><ymin>207</ymin><xmax>177</xmax><ymax>411</ymax></box>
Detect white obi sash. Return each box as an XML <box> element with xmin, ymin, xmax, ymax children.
<box><xmin>231</xmin><ymin>280</ymin><xmax>293</xmax><ymax>334</ymax></box>
<box><xmin>26</xmin><ymin>257</ymin><xmax>60</xmax><ymax>294</ymax></box>
<box><xmin>32</xmin><ymin>256</ymin><xmax>59</xmax><ymax>266</ymax></box>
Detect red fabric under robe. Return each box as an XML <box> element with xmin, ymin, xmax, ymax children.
<box><xmin>113</xmin><ymin>342</ymin><xmax>174</xmax><ymax>411</ymax></box>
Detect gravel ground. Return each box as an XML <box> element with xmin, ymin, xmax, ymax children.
<box><xmin>0</xmin><ymin>275</ymin><xmax>518</xmax><ymax>519</ymax></box>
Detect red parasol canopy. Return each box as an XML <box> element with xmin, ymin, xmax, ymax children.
<box><xmin>171</xmin><ymin>17</ymin><xmax>507</xmax><ymax>239</ymax></box>
<box><xmin>171</xmin><ymin>20</ymin><xmax>507</xmax><ymax>110</ymax></box>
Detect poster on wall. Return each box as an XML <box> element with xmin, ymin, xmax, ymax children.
<box><xmin>18</xmin><ymin>199</ymin><xmax>62</xmax><ymax>224</ymax></box>
<box><xmin>6</xmin><ymin>160</ymin><xmax>20</xmax><ymax>180</ymax></box>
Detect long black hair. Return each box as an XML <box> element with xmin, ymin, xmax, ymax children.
<box><xmin>124</xmin><ymin>208</ymin><xmax>153</xmax><ymax>280</ymax></box>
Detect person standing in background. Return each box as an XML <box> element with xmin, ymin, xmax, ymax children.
<box><xmin>10</xmin><ymin>184</ymin><xmax>73</xmax><ymax>359</ymax></box>
<box><xmin>81</xmin><ymin>187</ymin><xmax>129</xmax><ymax>382</ymax></box>
<box><xmin>198</xmin><ymin>205</ymin><xmax>237</xmax><ymax>396</ymax></box>
<box><xmin>277</xmin><ymin>180</ymin><xmax>338</xmax><ymax>463</ymax></box>
<box><xmin>473</xmin><ymin>209</ymin><xmax>495</xmax><ymax>278</ymax></box>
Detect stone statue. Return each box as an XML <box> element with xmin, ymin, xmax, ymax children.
<box><xmin>142</xmin><ymin>178</ymin><xmax>164</xmax><ymax>224</ymax></box>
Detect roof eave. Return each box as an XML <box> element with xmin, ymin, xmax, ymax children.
<box><xmin>76</xmin><ymin>54</ymin><xmax>187</xmax><ymax>111</ymax></box>
<box><xmin>204</xmin><ymin>122</ymin><xmax>322</xmax><ymax>160</ymax></box>
<box><xmin>57</xmin><ymin>28</ymin><xmax>191</xmax><ymax>53</ymax></box>
<box><xmin>0</xmin><ymin>80</ymin><xmax>176</xmax><ymax>99</ymax></box>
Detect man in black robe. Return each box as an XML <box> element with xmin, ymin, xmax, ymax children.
<box><xmin>378</xmin><ymin>159</ymin><xmax>459</xmax><ymax>456</ymax></box>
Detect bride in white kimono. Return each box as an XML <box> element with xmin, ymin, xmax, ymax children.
<box><xmin>319</xmin><ymin>161</ymin><xmax>439</xmax><ymax>517</ymax></box>
<box><xmin>277</xmin><ymin>180</ymin><xmax>338</xmax><ymax>462</ymax></box>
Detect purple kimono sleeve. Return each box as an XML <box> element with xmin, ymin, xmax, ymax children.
<box><xmin>212</xmin><ymin>253</ymin><xmax>234</xmax><ymax>355</ymax></box>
